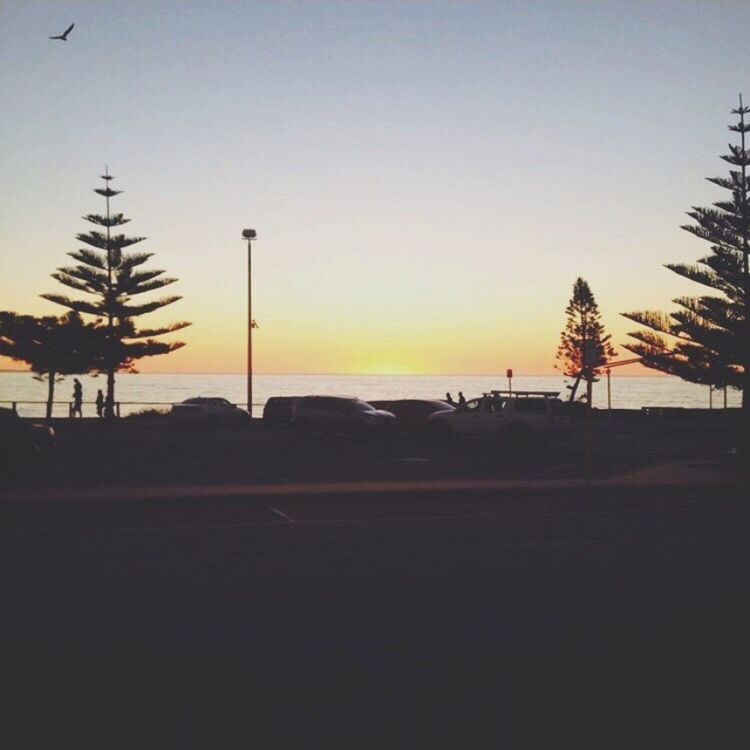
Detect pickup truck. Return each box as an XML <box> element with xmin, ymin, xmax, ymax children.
<box><xmin>426</xmin><ymin>390</ymin><xmax>570</xmax><ymax>447</ymax></box>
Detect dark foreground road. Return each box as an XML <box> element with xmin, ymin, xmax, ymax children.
<box><xmin>2</xmin><ymin>479</ymin><xmax>749</xmax><ymax>739</ymax></box>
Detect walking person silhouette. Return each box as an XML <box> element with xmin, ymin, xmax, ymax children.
<box><xmin>95</xmin><ymin>389</ymin><xmax>104</xmax><ymax>418</ymax></box>
<box><xmin>72</xmin><ymin>378</ymin><xmax>83</xmax><ymax>418</ymax></box>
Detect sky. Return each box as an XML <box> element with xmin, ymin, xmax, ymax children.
<box><xmin>1</xmin><ymin>1</ymin><xmax>748</xmax><ymax>375</ymax></box>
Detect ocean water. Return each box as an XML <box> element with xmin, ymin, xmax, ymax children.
<box><xmin>0</xmin><ymin>371</ymin><xmax>741</xmax><ymax>418</ymax></box>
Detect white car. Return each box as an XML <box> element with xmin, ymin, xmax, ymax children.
<box><xmin>427</xmin><ymin>391</ymin><xmax>569</xmax><ymax>446</ymax></box>
<box><xmin>169</xmin><ymin>397</ymin><xmax>250</xmax><ymax>427</ymax></box>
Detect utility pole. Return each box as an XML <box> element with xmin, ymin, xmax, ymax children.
<box><xmin>242</xmin><ymin>228</ymin><xmax>257</xmax><ymax>417</ymax></box>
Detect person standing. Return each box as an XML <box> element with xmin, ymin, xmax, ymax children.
<box><xmin>445</xmin><ymin>392</ymin><xmax>455</xmax><ymax>405</ymax></box>
<box><xmin>457</xmin><ymin>391</ymin><xmax>466</xmax><ymax>407</ymax></box>
<box><xmin>72</xmin><ymin>378</ymin><xmax>83</xmax><ymax>418</ymax></box>
<box><xmin>95</xmin><ymin>389</ymin><xmax>104</xmax><ymax>418</ymax></box>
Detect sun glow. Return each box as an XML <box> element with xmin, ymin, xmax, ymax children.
<box><xmin>355</xmin><ymin>361</ymin><xmax>419</xmax><ymax>376</ymax></box>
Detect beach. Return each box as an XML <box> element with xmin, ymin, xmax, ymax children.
<box><xmin>1</xmin><ymin>371</ymin><xmax>745</xmax><ymax>418</ymax></box>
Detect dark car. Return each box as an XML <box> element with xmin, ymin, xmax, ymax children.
<box><xmin>293</xmin><ymin>396</ymin><xmax>396</xmax><ymax>437</ymax></box>
<box><xmin>262</xmin><ymin>396</ymin><xmax>301</xmax><ymax>428</ymax></box>
<box><xmin>386</xmin><ymin>399</ymin><xmax>456</xmax><ymax>431</ymax></box>
<box><xmin>0</xmin><ymin>407</ymin><xmax>55</xmax><ymax>479</ymax></box>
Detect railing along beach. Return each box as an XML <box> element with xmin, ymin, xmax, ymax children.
<box><xmin>0</xmin><ymin>401</ymin><xmax>262</xmax><ymax>419</ymax></box>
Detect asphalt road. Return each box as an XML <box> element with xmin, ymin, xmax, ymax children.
<box><xmin>2</xmin><ymin>414</ymin><xmax>746</xmax><ymax>736</ymax></box>
<box><xmin>3</xmin><ymin>480</ymin><xmax>749</xmax><ymax>736</ymax></box>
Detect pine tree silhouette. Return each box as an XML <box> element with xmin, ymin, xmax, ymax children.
<box><xmin>622</xmin><ymin>97</ymin><xmax>749</xmax><ymax>451</ymax></box>
<box><xmin>556</xmin><ymin>277</ymin><xmax>615</xmax><ymax>403</ymax></box>
<box><xmin>42</xmin><ymin>169</ymin><xmax>190</xmax><ymax>416</ymax></box>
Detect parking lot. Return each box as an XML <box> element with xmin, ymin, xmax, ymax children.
<box><xmin>0</xmin><ymin>407</ymin><xmax>737</xmax><ymax>492</ymax></box>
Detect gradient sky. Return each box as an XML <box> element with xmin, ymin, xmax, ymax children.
<box><xmin>1</xmin><ymin>1</ymin><xmax>748</xmax><ymax>375</ymax></box>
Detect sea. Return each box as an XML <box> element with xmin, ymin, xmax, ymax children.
<box><xmin>0</xmin><ymin>371</ymin><xmax>742</xmax><ymax>418</ymax></box>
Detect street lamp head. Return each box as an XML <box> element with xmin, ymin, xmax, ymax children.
<box><xmin>242</xmin><ymin>228</ymin><xmax>257</xmax><ymax>240</ymax></box>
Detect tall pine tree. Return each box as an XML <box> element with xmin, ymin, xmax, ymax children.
<box><xmin>42</xmin><ymin>170</ymin><xmax>190</xmax><ymax>416</ymax></box>
<box><xmin>622</xmin><ymin>97</ymin><xmax>749</xmax><ymax>451</ymax></box>
<box><xmin>556</xmin><ymin>277</ymin><xmax>615</xmax><ymax>403</ymax></box>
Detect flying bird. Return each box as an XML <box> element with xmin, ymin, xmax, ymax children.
<box><xmin>49</xmin><ymin>23</ymin><xmax>75</xmax><ymax>41</ymax></box>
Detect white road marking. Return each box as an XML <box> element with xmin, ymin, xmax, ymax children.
<box><xmin>265</xmin><ymin>505</ymin><xmax>295</xmax><ymax>522</ymax></box>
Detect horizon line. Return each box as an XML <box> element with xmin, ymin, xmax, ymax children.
<box><xmin>1</xmin><ymin>369</ymin><xmax>660</xmax><ymax>378</ymax></box>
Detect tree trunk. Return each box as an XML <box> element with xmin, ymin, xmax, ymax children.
<box><xmin>568</xmin><ymin>374</ymin><xmax>583</xmax><ymax>403</ymax></box>
<box><xmin>46</xmin><ymin>371</ymin><xmax>55</xmax><ymax>420</ymax></box>
<box><xmin>105</xmin><ymin>367</ymin><xmax>116</xmax><ymax>419</ymax></box>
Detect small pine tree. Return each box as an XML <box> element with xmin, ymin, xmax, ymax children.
<box><xmin>0</xmin><ymin>311</ymin><xmax>104</xmax><ymax>418</ymax></box>
<box><xmin>622</xmin><ymin>97</ymin><xmax>749</xmax><ymax>453</ymax></box>
<box><xmin>42</xmin><ymin>170</ymin><xmax>190</xmax><ymax>416</ymax></box>
<box><xmin>556</xmin><ymin>278</ymin><xmax>616</xmax><ymax>403</ymax></box>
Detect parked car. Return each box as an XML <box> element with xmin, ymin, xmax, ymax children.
<box><xmin>427</xmin><ymin>390</ymin><xmax>569</xmax><ymax>447</ymax></box>
<box><xmin>0</xmin><ymin>407</ymin><xmax>55</xmax><ymax>478</ymax></box>
<box><xmin>293</xmin><ymin>396</ymin><xmax>396</xmax><ymax>437</ymax></box>
<box><xmin>262</xmin><ymin>396</ymin><xmax>301</xmax><ymax>428</ymax></box>
<box><xmin>169</xmin><ymin>397</ymin><xmax>250</xmax><ymax>427</ymax></box>
<box><xmin>385</xmin><ymin>399</ymin><xmax>456</xmax><ymax>432</ymax></box>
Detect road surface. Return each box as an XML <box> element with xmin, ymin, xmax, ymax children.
<box><xmin>3</xmin><ymin>478</ymin><xmax>749</xmax><ymax>733</ymax></box>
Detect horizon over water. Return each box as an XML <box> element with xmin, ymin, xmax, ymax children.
<box><xmin>0</xmin><ymin>371</ymin><xmax>741</xmax><ymax>418</ymax></box>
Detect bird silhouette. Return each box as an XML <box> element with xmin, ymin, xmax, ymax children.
<box><xmin>49</xmin><ymin>23</ymin><xmax>75</xmax><ymax>41</ymax></box>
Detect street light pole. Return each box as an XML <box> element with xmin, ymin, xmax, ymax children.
<box><xmin>242</xmin><ymin>229</ymin><xmax>257</xmax><ymax>416</ymax></box>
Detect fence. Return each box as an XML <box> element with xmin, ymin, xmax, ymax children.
<box><xmin>0</xmin><ymin>401</ymin><xmax>262</xmax><ymax>419</ymax></box>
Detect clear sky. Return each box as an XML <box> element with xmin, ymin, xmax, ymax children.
<box><xmin>1</xmin><ymin>1</ymin><xmax>747</xmax><ymax>375</ymax></box>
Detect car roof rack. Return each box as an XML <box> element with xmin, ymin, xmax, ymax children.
<box><xmin>485</xmin><ymin>390</ymin><xmax>560</xmax><ymax>398</ymax></box>
<box><xmin>305</xmin><ymin>395</ymin><xmax>358</xmax><ymax>400</ymax></box>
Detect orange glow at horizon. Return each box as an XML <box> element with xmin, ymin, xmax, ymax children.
<box><xmin>0</xmin><ymin>281</ymin><xmax>662</xmax><ymax>378</ymax></box>
<box><xmin>0</xmin><ymin>322</ymin><xmax>657</xmax><ymax>377</ymax></box>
